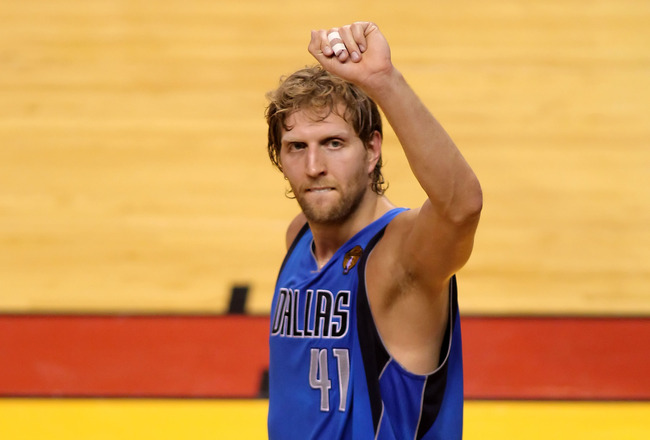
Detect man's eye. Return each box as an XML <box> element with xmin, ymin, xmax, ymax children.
<box><xmin>329</xmin><ymin>140</ymin><xmax>343</xmax><ymax>148</ymax></box>
<box><xmin>288</xmin><ymin>143</ymin><xmax>306</xmax><ymax>150</ymax></box>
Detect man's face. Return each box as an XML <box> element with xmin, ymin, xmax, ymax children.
<box><xmin>279</xmin><ymin>107</ymin><xmax>374</xmax><ymax>225</ymax></box>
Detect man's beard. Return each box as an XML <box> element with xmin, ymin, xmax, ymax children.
<box><xmin>293</xmin><ymin>181</ymin><xmax>367</xmax><ymax>225</ymax></box>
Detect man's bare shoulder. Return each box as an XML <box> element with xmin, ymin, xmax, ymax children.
<box><xmin>379</xmin><ymin>207</ymin><xmax>420</xmax><ymax>249</ymax></box>
<box><xmin>285</xmin><ymin>212</ymin><xmax>308</xmax><ymax>249</ymax></box>
<box><xmin>367</xmin><ymin>208</ymin><xmax>419</xmax><ymax>280</ymax></box>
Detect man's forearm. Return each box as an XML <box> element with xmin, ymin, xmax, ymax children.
<box><xmin>365</xmin><ymin>68</ymin><xmax>482</xmax><ymax>221</ymax></box>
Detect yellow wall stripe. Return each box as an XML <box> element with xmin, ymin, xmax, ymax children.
<box><xmin>0</xmin><ymin>399</ymin><xmax>648</xmax><ymax>440</ymax></box>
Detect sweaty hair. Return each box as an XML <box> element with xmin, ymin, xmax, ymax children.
<box><xmin>265</xmin><ymin>65</ymin><xmax>387</xmax><ymax>195</ymax></box>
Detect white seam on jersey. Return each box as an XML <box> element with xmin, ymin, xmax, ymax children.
<box><xmin>413</xmin><ymin>377</ymin><xmax>428</xmax><ymax>440</ymax></box>
<box><xmin>416</xmin><ymin>279</ymin><xmax>456</xmax><ymax>375</ymax></box>
<box><xmin>413</xmin><ymin>282</ymin><xmax>456</xmax><ymax>439</ymax></box>
<box><xmin>434</xmin><ymin>280</ymin><xmax>455</xmax><ymax>374</ymax></box>
<box><xmin>309</xmin><ymin>238</ymin><xmax>320</xmax><ymax>271</ymax></box>
<box><xmin>378</xmin><ymin>356</ymin><xmax>392</xmax><ymax>380</ymax></box>
<box><xmin>374</xmin><ymin>403</ymin><xmax>385</xmax><ymax>440</ymax></box>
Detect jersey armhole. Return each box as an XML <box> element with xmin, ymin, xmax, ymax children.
<box><xmin>356</xmin><ymin>224</ymin><xmax>460</xmax><ymax>436</ymax></box>
<box><xmin>276</xmin><ymin>222</ymin><xmax>310</xmax><ymax>276</ymax></box>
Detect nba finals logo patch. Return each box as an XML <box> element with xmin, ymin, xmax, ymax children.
<box><xmin>342</xmin><ymin>245</ymin><xmax>363</xmax><ymax>275</ymax></box>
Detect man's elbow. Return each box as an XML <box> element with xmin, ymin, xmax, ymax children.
<box><xmin>450</xmin><ymin>183</ymin><xmax>483</xmax><ymax>226</ymax></box>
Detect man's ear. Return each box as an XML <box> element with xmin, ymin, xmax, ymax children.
<box><xmin>366</xmin><ymin>130</ymin><xmax>383</xmax><ymax>173</ymax></box>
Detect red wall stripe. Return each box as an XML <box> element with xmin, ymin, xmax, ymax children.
<box><xmin>0</xmin><ymin>315</ymin><xmax>269</xmax><ymax>398</ymax></box>
<box><xmin>462</xmin><ymin>316</ymin><xmax>650</xmax><ymax>400</ymax></box>
<box><xmin>1</xmin><ymin>315</ymin><xmax>648</xmax><ymax>399</ymax></box>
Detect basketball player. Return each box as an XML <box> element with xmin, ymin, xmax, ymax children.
<box><xmin>265</xmin><ymin>22</ymin><xmax>482</xmax><ymax>439</ymax></box>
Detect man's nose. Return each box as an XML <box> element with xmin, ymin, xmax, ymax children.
<box><xmin>306</xmin><ymin>145</ymin><xmax>326</xmax><ymax>177</ymax></box>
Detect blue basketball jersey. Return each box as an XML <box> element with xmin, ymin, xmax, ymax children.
<box><xmin>268</xmin><ymin>208</ymin><xmax>464</xmax><ymax>439</ymax></box>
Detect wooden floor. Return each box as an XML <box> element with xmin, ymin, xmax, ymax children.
<box><xmin>1</xmin><ymin>0</ymin><xmax>649</xmax><ymax>316</ymax></box>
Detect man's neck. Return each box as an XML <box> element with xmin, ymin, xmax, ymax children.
<box><xmin>309</xmin><ymin>195</ymin><xmax>394</xmax><ymax>269</ymax></box>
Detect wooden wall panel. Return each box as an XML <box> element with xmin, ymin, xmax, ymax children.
<box><xmin>1</xmin><ymin>0</ymin><xmax>649</xmax><ymax>314</ymax></box>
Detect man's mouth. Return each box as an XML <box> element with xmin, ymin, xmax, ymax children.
<box><xmin>307</xmin><ymin>187</ymin><xmax>334</xmax><ymax>193</ymax></box>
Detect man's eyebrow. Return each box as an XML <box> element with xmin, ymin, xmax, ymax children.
<box><xmin>281</xmin><ymin>132</ymin><xmax>349</xmax><ymax>144</ymax></box>
<box><xmin>320</xmin><ymin>135</ymin><xmax>347</xmax><ymax>143</ymax></box>
<box><xmin>281</xmin><ymin>138</ymin><xmax>305</xmax><ymax>147</ymax></box>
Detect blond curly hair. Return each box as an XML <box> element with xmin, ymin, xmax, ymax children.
<box><xmin>265</xmin><ymin>65</ymin><xmax>387</xmax><ymax>195</ymax></box>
